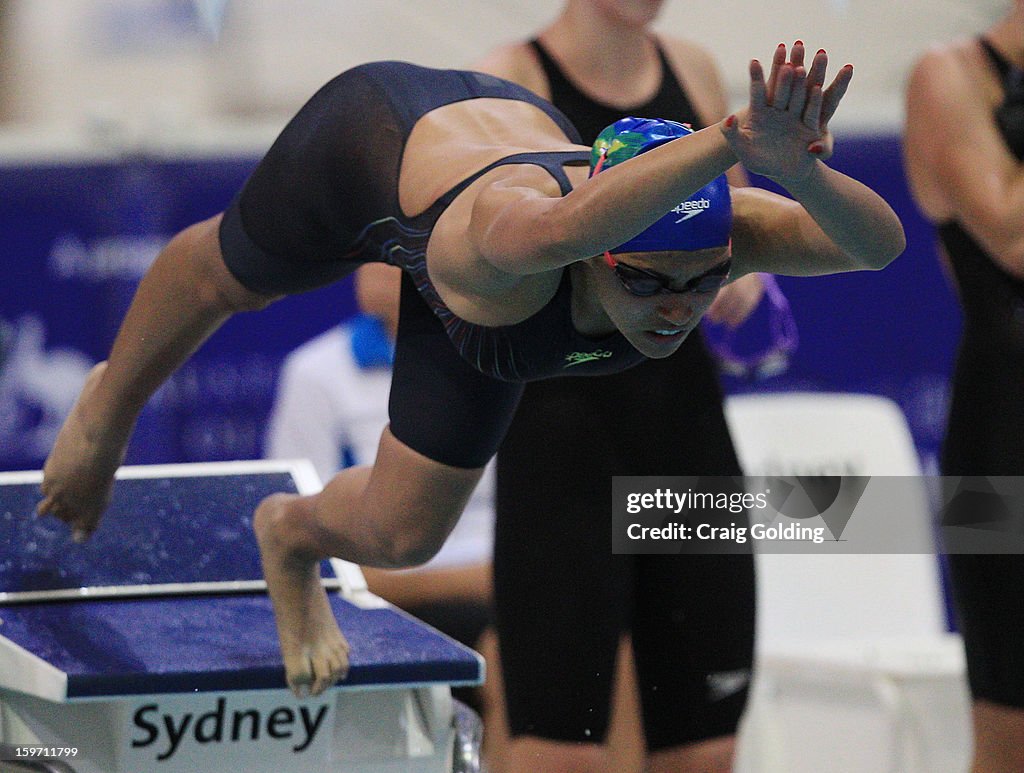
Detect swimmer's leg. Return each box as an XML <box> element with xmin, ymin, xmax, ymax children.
<box><xmin>38</xmin><ymin>215</ymin><xmax>276</xmax><ymax>538</ymax></box>
<box><xmin>972</xmin><ymin>701</ymin><xmax>1024</xmax><ymax>772</ymax></box>
<box><xmin>255</xmin><ymin>426</ymin><xmax>484</xmax><ymax>697</ymax></box>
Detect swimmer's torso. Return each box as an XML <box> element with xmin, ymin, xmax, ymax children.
<box><xmin>220</xmin><ymin>61</ymin><xmax>645</xmax><ymax>382</ymax></box>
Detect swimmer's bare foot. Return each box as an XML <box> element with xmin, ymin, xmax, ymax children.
<box><xmin>37</xmin><ymin>362</ymin><xmax>131</xmax><ymax>541</ymax></box>
<box><xmin>255</xmin><ymin>494</ymin><xmax>350</xmax><ymax>697</ymax></box>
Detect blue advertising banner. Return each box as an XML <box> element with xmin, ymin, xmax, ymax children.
<box><xmin>1</xmin><ymin>155</ymin><xmax>356</xmax><ymax>472</ymax></box>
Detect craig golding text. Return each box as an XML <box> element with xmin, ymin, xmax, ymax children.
<box><xmin>625</xmin><ymin>521</ymin><xmax>828</xmax><ymax>545</ymax></box>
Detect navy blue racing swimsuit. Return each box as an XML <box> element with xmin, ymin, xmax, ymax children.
<box><xmin>346</xmin><ymin>148</ymin><xmax>643</xmax><ymax>383</ymax></box>
<box><xmin>218</xmin><ymin>61</ymin><xmax>646</xmax><ymax>467</ymax></box>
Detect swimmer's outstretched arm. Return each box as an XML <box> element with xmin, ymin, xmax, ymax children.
<box><xmin>469</xmin><ymin>119</ymin><xmax>738</xmax><ymax>275</ymax></box>
<box><xmin>37</xmin><ymin>215</ymin><xmax>276</xmax><ymax>539</ymax></box>
<box><xmin>469</xmin><ymin>44</ymin><xmax>897</xmax><ymax>277</ymax></box>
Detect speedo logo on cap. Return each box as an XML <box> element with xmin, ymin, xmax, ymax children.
<box><xmin>672</xmin><ymin>198</ymin><xmax>711</xmax><ymax>223</ymax></box>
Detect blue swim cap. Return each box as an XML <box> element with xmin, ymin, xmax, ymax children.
<box><xmin>590</xmin><ymin>117</ymin><xmax>732</xmax><ymax>254</ymax></box>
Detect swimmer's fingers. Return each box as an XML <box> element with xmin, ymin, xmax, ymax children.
<box><xmin>808</xmin><ymin>132</ymin><xmax>834</xmax><ymax>160</ymax></box>
<box><xmin>765</xmin><ymin>42</ymin><xmax>788</xmax><ymax>103</ymax></box>
<box><xmin>806</xmin><ymin>48</ymin><xmax>829</xmax><ymax>93</ymax></box>
<box><xmin>821</xmin><ymin>64</ymin><xmax>854</xmax><ymax>128</ymax></box>
<box><xmin>789</xmin><ymin>40</ymin><xmax>806</xmax><ymax>71</ymax></box>
<box><xmin>749</xmin><ymin>58</ymin><xmax>768</xmax><ymax>111</ymax></box>
<box><xmin>803</xmin><ymin>84</ymin><xmax>824</xmax><ymax>131</ymax></box>
<box><xmin>772</xmin><ymin>64</ymin><xmax>794</xmax><ymax>111</ymax></box>
<box><xmin>788</xmin><ymin>66</ymin><xmax>808</xmax><ymax>117</ymax></box>
<box><xmin>804</xmin><ymin>85</ymin><xmax>833</xmax><ymax>159</ymax></box>
<box><xmin>721</xmin><ymin>113</ymin><xmax>741</xmax><ymax>145</ymax></box>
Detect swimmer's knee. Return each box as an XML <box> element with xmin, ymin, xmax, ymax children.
<box><xmin>220</xmin><ymin>280</ymin><xmax>277</xmax><ymax>313</ymax></box>
<box><xmin>202</xmin><ymin>255</ymin><xmax>278</xmax><ymax>313</ymax></box>
<box><xmin>254</xmin><ymin>492</ymin><xmax>302</xmax><ymax>534</ymax></box>
<box><xmin>179</xmin><ymin>216</ymin><xmax>279</xmax><ymax>313</ymax></box>
<box><xmin>371</xmin><ymin>526</ymin><xmax>448</xmax><ymax>569</ymax></box>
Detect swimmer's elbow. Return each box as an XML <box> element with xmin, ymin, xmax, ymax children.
<box><xmin>178</xmin><ymin>216</ymin><xmax>279</xmax><ymax>312</ymax></box>
<box><xmin>525</xmin><ymin>210</ymin><xmax>588</xmax><ymax>270</ymax></box>
<box><xmin>842</xmin><ymin>214</ymin><xmax>905</xmax><ymax>272</ymax></box>
<box><xmin>865</xmin><ymin>223</ymin><xmax>907</xmax><ymax>270</ymax></box>
<box><xmin>479</xmin><ymin>205</ymin><xmax>585</xmax><ymax>275</ymax></box>
<box><xmin>471</xmin><ymin>179</ymin><xmax>605</xmax><ymax>273</ymax></box>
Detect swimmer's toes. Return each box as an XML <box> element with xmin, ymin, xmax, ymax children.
<box><xmin>322</xmin><ymin>627</ymin><xmax>350</xmax><ymax>682</ymax></box>
<box><xmin>309</xmin><ymin>646</ymin><xmax>344</xmax><ymax>696</ymax></box>
<box><xmin>285</xmin><ymin>653</ymin><xmax>315</xmax><ymax>699</ymax></box>
<box><xmin>332</xmin><ymin>644</ymin><xmax>350</xmax><ymax>682</ymax></box>
<box><xmin>310</xmin><ymin>667</ymin><xmax>333</xmax><ymax>697</ymax></box>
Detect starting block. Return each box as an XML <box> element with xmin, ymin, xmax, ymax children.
<box><xmin>0</xmin><ymin>461</ymin><xmax>483</xmax><ymax>773</ymax></box>
<box><xmin>726</xmin><ymin>393</ymin><xmax>972</xmax><ymax>772</ymax></box>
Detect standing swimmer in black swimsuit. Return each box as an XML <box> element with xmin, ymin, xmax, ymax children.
<box><xmin>37</xmin><ymin>44</ymin><xmax>903</xmax><ymax>700</ymax></box>
<box><xmin>473</xmin><ymin>2</ymin><xmax>761</xmax><ymax>770</ymax></box>
<box><xmin>906</xmin><ymin>4</ymin><xmax>1024</xmax><ymax>770</ymax></box>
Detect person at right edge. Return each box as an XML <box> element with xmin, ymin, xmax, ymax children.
<box><xmin>473</xmin><ymin>2</ymin><xmax>763</xmax><ymax>770</ymax></box>
<box><xmin>905</xmin><ymin>2</ymin><xmax>1024</xmax><ymax>771</ymax></box>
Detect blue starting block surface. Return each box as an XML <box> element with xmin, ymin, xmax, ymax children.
<box><xmin>0</xmin><ymin>592</ymin><xmax>480</xmax><ymax>699</ymax></box>
<box><xmin>0</xmin><ymin>461</ymin><xmax>336</xmax><ymax>602</ymax></box>
<box><xmin>0</xmin><ymin>462</ymin><xmax>481</xmax><ymax>702</ymax></box>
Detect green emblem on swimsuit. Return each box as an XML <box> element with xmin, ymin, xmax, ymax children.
<box><xmin>564</xmin><ymin>350</ymin><xmax>614</xmax><ymax>368</ymax></box>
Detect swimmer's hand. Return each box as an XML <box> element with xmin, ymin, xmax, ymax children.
<box><xmin>36</xmin><ymin>362</ymin><xmax>128</xmax><ymax>542</ymax></box>
<box><xmin>722</xmin><ymin>42</ymin><xmax>852</xmax><ymax>183</ymax></box>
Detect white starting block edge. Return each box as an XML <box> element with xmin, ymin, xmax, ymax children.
<box><xmin>0</xmin><ymin>460</ymin><xmax>373</xmax><ymax>604</ymax></box>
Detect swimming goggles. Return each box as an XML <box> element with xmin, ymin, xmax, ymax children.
<box><xmin>604</xmin><ymin>252</ymin><xmax>733</xmax><ymax>297</ymax></box>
